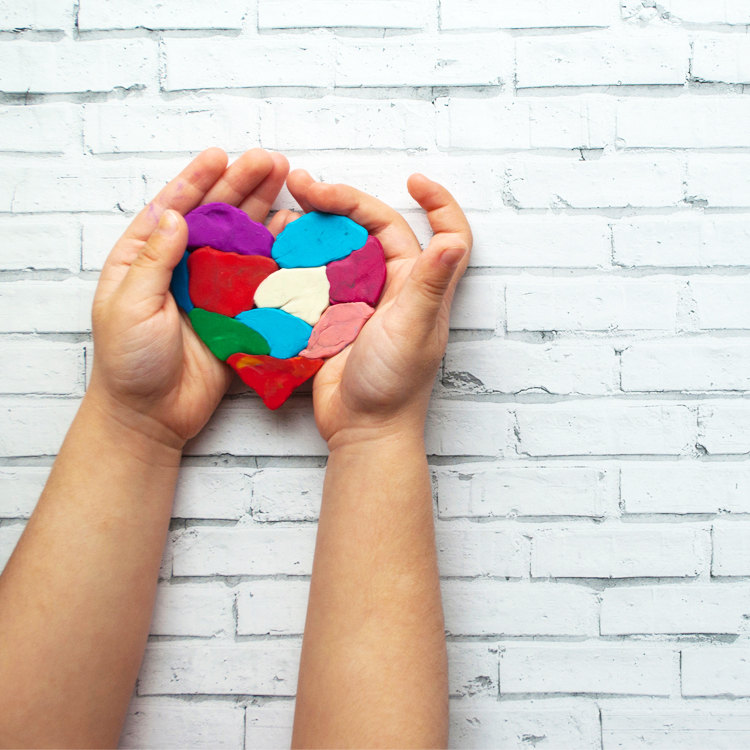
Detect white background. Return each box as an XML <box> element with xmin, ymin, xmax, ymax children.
<box><xmin>2</xmin><ymin>0</ymin><xmax>750</xmax><ymax>747</ymax></box>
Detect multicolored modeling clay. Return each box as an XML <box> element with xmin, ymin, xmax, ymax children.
<box><xmin>171</xmin><ymin>203</ymin><xmax>386</xmax><ymax>409</ymax></box>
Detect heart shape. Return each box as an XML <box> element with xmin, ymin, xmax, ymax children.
<box><xmin>170</xmin><ymin>203</ymin><xmax>386</xmax><ymax>409</ymax></box>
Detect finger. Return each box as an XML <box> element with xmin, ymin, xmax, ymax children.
<box><xmin>407</xmin><ymin>173</ymin><xmax>473</xmax><ymax>255</ymax></box>
<box><xmin>266</xmin><ymin>209</ymin><xmax>301</xmax><ymax>238</ymax></box>
<box><xmin>391</xmin><ymin>243</ymin><xmax>467</xmax><ymax>333</ymax></box>
<box><xmin>114</xmin><ymin>148</ymin><xmax>228</xmax><ymax>249</ymax></box>
<box><xmin>115</xmin><ymin>210</ymin><xmax>188</xmax><ymax>315</ymax></box>
<box><xmin>201</xmin><ymin>148</ymin><xmax>275</xmax><ymax>207</ymax></box>
<box><xmin>239</xmin><ymin>152</ymin><xmax>290</xmax><ymax>222</ymax></box>
<box><xmin>286</xmin><ymin>169</ymin><xmax>316</xmax><ymax>213</ymax></box>
<box><xmin>291</xmin><ymin>180</ymin><xmax>422</xmax><ymax>261</ymax></box>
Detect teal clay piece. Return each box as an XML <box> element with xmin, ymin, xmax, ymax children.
<box><xmin>235</xmin><ymin>307</ymin><xmax>313</xmax><ymax>359</ymax></box>
<box><xmin>272</xmin><ymin>212</ymin><xmax>368</xmax><ymax>269</ymax></box>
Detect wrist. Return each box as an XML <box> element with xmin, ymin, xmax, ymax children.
<box><xmin>80</xmin><ymin>386</ymin><xmax>185</xmax><ymax>463</ymax></box>
<box><xmin>325</xmin><ymin>413</ymin><xmax>426</xmax><ymax>455</ymax></box>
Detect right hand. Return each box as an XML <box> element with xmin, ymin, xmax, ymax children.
<box><xmin>284</xmin><ymin>172</ymin><xmax>473</xmax><ymax>449</ymax></box>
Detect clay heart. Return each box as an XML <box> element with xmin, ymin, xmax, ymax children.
<box><xmin>170</xmin><ymin>203</ymin><xmax>386</xmax><ymax>409</ymax></box>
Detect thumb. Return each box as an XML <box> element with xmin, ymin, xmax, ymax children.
<box><xmin>117</xmin><ymin>209</ymin><xmax>188</xmax><ymax>313</ymax></box>
<box><xmin>393</xmin><ymin>241</ymin><xmax>467</xmax><ymax>333</ymax></box>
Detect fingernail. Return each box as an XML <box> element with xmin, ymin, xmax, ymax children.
<box><xmin>440</xmin><ymin>246</ymin><xmax>467</xmax><ymax>270</ymax></box>
<box><xmin>158</xmin><ymin>210</ymin><xmax>179</xmax><ymax>235</ymax></box>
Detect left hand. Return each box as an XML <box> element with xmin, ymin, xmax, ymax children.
<box><xmin>88</xmin><ymin>147</ymin><xmax>291</xmax><ymax>449</ymax></box>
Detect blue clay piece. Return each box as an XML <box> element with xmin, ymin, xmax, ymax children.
<box><xmin>272</xmin><ymin>211</ymin><xmax>368</xmax><ymax>269</ymax></box>
<box><xmin>171</xmin><ymin>250</ymin><xmax>194</xmax><ymax>313</ymax></box>
<box><xmin>235</xmin><ymin>308</ymin><xmax>313</xmax><ymax>359</ymax></box>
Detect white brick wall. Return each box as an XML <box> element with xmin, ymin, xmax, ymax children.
<box><xmin>2</xmin><ymin>2</ymin><xmax>750</xmax><ymax>747</ymax></box>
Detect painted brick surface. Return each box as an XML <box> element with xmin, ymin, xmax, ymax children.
<box><xmin>1</xmin><ymin>3</ymin><xmax>749</xmax><ymax>747</ymax></box>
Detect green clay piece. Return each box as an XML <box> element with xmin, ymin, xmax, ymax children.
<box><xmin>189</xmin><ymin>308</ymin><xmax>270</xmax><ymax>361</ymax></box>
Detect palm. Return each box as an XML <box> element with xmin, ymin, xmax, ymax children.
<box><xmin>89</xmin><ymin>148</ymin><xmax>292</xmax><ymax>444</ymax></box>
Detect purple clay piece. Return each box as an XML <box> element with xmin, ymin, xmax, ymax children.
<box><xmin>186</xmin><ymin>202</ymin><xmax>274</xmax><ymax>257</ymax></box>
<box><xmin>326</xmin><ymin>235</ymin><xmax>386</xmax><ymax>307</ymax></box>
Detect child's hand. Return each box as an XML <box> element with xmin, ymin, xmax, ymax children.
<box><xmin>88</xmin><ymin>148</ymin><xmax>290</xmax><ymax>450</ymax></box>
<box><xmin>285</xmin><ymin>171</ymin><xmax>472</xmax><ymax>449</ymax></box>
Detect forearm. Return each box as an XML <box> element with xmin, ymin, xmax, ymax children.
<box><xmin>0</xmin><ymin>391</ymin><xmax>182</xmax><ymax>748</ymax></box>
<box><xmin>293</xmin><ymin>429</ymin><xmax>447</xmax><ymax>749</ymax></box>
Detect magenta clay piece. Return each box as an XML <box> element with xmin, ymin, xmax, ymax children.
<box><xmin>186</xmin><ymin>203</ymin><xmax>274</xmax><ymax>257</ymax></box>
<box><xmin>326</xmin><ymin>235</ymin><xmax>386</xmax><ymax>306</ymax></box>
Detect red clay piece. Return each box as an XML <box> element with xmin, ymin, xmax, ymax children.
<box><xmin>326</xmin><ymin>235</ymin><xmax>386</xmax><ymax>306</ymax></box>
<box><xmin>227</xmin><ymin>353</ymin><xmax>324</xmax><ymax>410</ymax></box>
<box><xmin>188</xmin><ymin>247</ymin><xmax>278</xmax><ymax>318</ymax></box>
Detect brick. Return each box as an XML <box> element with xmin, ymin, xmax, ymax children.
<box><xmin>692</xmin><ymin>279</ymin><xmax>750</xmax><ymax>330</ymax></box>
<box><xmin>0</xmin><ymin>281</ymin><xmax>95</xmax><ymax>333</ymax></box>
<box><xmin>441</xmin><ymin>0</ymin><xmax>613</xmax><ymax>28</ymax></box>
<box><xmin>613</xmin><ymin>217</ymin><xmax>750</xmax><ymax>267</ymax></box>
<box><xmin>517</xmin><ymin>404</ymin><xmax>695</xmax><ymax>457</ymax></box>
<box><xmin>0</xmin><ymin>217</ymin><xmax>80</xmax><ymax>271</ymax></box>
<box><xmin>259</xmin><ymin>0</ymin><xmax>428</xmax><ymax>28</ymax></box>
<box><xmin>468</xmin><ymin>214</ymin><xmax>611</xmax><ymax>268</ymax></box>
<box><xmin>185</xmin><ymin>401</ymin><xmax>327</xmax><ymax>456</ymax></box>
<box><xmin>664</xmin><ymin>0</ymin><xmax>750</xmax><ymax>23</ymax></box>
<box><xmin>532</xmin><ymin>526</ymin><xmax>707</xmax><ymax>578</ymax></box>
<box><xmin>84</xmin><ymin>101</ymin><xmax>260</xmax><ymax>154</ymax></box>
<box><xmin>237</xmin><ymin>580</ymin><xmax>309</xmax><ymax>635</ymax></box>
<box><xmin>688</xmin><ymin>155</ymin><xmax>750</xmax><ymax>207</ymax></box>
<box><xmin>172</xmin><ymin>527</ymin><xmax>316</xmax><ymax>577</ymax></box>
<box><xmin>623</xmin><ymin>341</ymin><xmax>750</xmax><ymax>392</ymax></box>
<box><xmin>507</xmin><ymin>279</ymin><xmax>677</xmax><ymax>332</ymax></box>
<box><xmin>81</xmin><ymin>215</ymin><xmax>130</xmax><ymax>271</ymax></box>
<box><xmin>261</xmin><ymin>99</ymin><xmax>433</xmax><ymax>150</ymax></box>
<box><xmin>251</xmin><ymin>468</ymin><xmax>324</xmax><ymax>522</ymax></box>
<box><xmin>0</xmin><ymin>104</ymin><xmax>77</xmax><ymax>153</ymax></box>
<box><xmin>448</xmin><ymin>642</ymin><xmax>498</xmax><ymax>699</ymax></box>
<box><xmin>0</xmin><ymin>342</ymin><xmax>83</xmax><ymax>395</ymax></box>
<box><xmin>693</xmin><ymin>36</ymin><xmax>750</xmax><ymax>84</ymax></box>
<box><xmin>150</xmin><ymin>584</ymin><xmax>234</xmax><ymax>637</ymax></box>
<box><xmin>318</xmin><ymin>156</ymin><xmax>493</xmax><ymax>211</ymax></box>
<box><xmin>500</xmin><ymin>645</ymin><xmax>675</xmax><ymax>696</ymax></box>
<box><xmin>601</xmin><ymin>584</ymin><xmax>750</xmax><ymax>635</ymax></box>
<box><xmin>451</xmin><ymin>705</ymin><xmax>601</xmax><ymax>750</ymax></box>
<box><xmin>445</xmin><ymin>341</ymin><xmax>617</xmax><ymax>395</ymax></box>
<box><xmin>78</xmin><ymin>0</ymin><xmax>246</xmax><ymax>29</ymax></box>
<box><xmin>425</xmin><ymin>402</ymin><xmax>509</xmax><ymax>456</ymax></box>
<box><xmin>0</xmin><ymin>524</ymin><xmax>24</xmax><ymax>571</ymax></box>
<box><xmin>700</xmin><ymin>404</ymin><xmax>750</xmax><ymax>454</ymax></box>
<box><xmin>444</xmin><ymin>581</ymin><xmax>597</xmax><ymax>636</ymax></box>
<box><xmin>682</xmin><ymin>648</ymin><xmax>750</xmax><ymax>697</ymax></box>
<box><xmin>0</xmin><ymin>467</ymin><xmax>47</xmax><ymax>518</ymax></box>
<box><xmin>138</xmin><ymin>643</ymin><xmax>300</xmax><ymax>696</ymax></box>
<box><xmin>172</xmin><ymin>467</ymin><xmax>250</xmax><ymax>520</ymax></box>
<box><xmin>436</xmin><ymin>528</ymin><xmax>526</xmax><ymax>578</ymax></box>
<box><xmin>164</xmin><ymin>39</ymin><xmax>334</xmax><ymax>90</ymax></box>
<box><xmin>437</xmin><ymin>97</ymin><xmax>611</xmax><ymax>150</ymax></box>
<box><xmin>518</xmin><ymin>404</ymin><xmax>695</xmax><ymax>457</ymax></box>
<box><xmin>121</xmin><ymin>700</ymin><xmax>245</xmax><ymax>749</ymax></box>
<box><xmin>448</xmin><ymin>277</ymin><xmax>498</xmax><ymax>330</ymax></box>
<box><xmin>437</xmin><ymin>465</ymin><xmax>606</xmax><ymax>518</ymax></box>
<box><xmin>0</xmin><ymin>40</ymin><xmax>157</xmax><ymax>94</ymax></box>
<box><xmin>603</xmin><ymin>707</ymin><xmax>750</xmax><ymax>750</ymax></box>
<box><xmin>712</xmin><ymin>524</ymin><xmax>750</xmax><ymax>576</ymax></box>
<box><xmin>0</xmin><ymin>0</ymin><xmax>68</xmax><ymax>30</ymax></box>
<box><xmin>335</xmin><ymin>37</ymin><xmax>513</xmax><ymax>87</ymax></box>
<box><xmin>516</xmin><ymin>33</ymin><xmax>688</xmax><ymax>88</ymax></box>
<box><xmin>2</xmin><ymin>164</ymin><xmax>144</xmax><ymax>213</ymax></box>
<box><xmin>0</xmin><ymin>399</ymin><xmax>79</xmax><ymax>457</ymax></box>
<box><xmin>506</xmin><ymin>155</ymin><xmax>683</xmax><ymax>209</ymax></box>
<box><xmin>621</xmin><ymin>463</ymin><xmax>750</xmax><ymax>514</ymax></box>
<box><xmin>245</xmin><ymin>704</ymin><xmax>294</xmax><ymax>750</ymax></box>
<box><xmin>618</xmin><ymin>98</ymin><xmax>750</xmax><ymax>148</ymax></box>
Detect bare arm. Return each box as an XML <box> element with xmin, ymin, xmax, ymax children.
<box><xmin>0</xmin><ymin>148</ymin><xmax>290</xmax><ymax>748</ymax></box>
<box><xmin>288</xmin><ymin>175</ymin><xmax>473</xmax><ymax>748</ymax></box>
